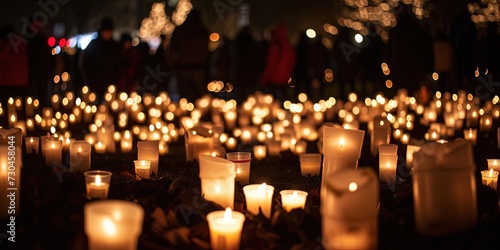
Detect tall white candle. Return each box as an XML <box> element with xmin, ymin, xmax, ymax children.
<box><xmin>45</xmin><ymin>138</ymin><xmax>62</xmax><ymax>165</ymax></box>
<box><xmin>137</xmin><ymin>140</ymin><xmax>159</xmax><ymax>175</ymax></box>
<box><xmin>70</xmin><ymin>141</ymin><xmax>91</xmax><ymax>173</ymax></box>
<box><xmin>321</xmin><ymin>168</ymin><xmax>379</xmax><ymax>250</ymax></box>
<box><xmin>199</xmin><ymin>155</ymin><xmax>236</xmax><ymax>209</ymax></box>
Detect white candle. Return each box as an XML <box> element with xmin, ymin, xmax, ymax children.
<box><xmin>84</xmin><ymin>170</ymin><xmax>112</xmax><ymax>199</ymax></box>
<box><xmin>379</xmin><ymin>155</ymin><xmax>398</xmax><ymax>183</ymax></box>
<box><xmin>378</xmin><ymin>144</ymin><xmax>398</xmax><ymax>155</ymax></box>
<box><xmin>243</xmin><ymin>183</ymin><xmax>274</xmax><ymax>218</ymax></box>
<box><xmin>84</xmin><ymin>200</ymin><xmax>144</xmax><ymax>250</ymax></box>
<box><xmin>134</xmin><ymin>160</ymin><xmax>151</xmax><ymax>179</ymax></box>
<box><xmin>24</xmin><ymin>137</ymin><xmax>39</xmax><ymax>154</ymax></box>
<box><xmin>253</xmin><ymin>145</ymin><xmax>267</xmax><ymax>160</ymax></box>
<box><xmin>299</xmin><ymin>153</ymin><xmax>322</xmax><ymax>176</ymax></box>
<box><xmin>321</xmin><ymin>168</ymin><xmax>379</xmax><ymax>250</ymax></box>
<box><xmin>463</xmin><ymin>128</ymin><xmax>477</xmax><ymax>145</ymax></box>
<box><xmin>487</xmin><ymin>159</ymin><xmax>500</xmax><ymax>172</ymax></box>
<box><xmin>70</xmin><ymin>141</ymin><xmax>91</xmax><ymax>173</ymax></box>
<box><xmin>137</xmin><ymin>140</ymin><xmax>159</xmax><ymax>175</ymax></box>
<box><xmin>280</xmin><ymin>190</ymin><xmax>308</xmax><ymax>212</ymax></box>
<box><xmin>481</xmin><ymin>169</ymin><xmax>498</xmax><ymax>191</ymax></box>
<box><xmin>199</xmin><ymin>155</ymin><xmax>236</xmax><ymax>209</ymax></box>
<box><xmin>206</xmin><ymin>208</ymin><xmax>245</xmax><ymax>250</ymax></box>
<box><xmin>45</xmin><ymin>138</ymin><xmax>62</xmax><ymax>165</ymax></box>
<box><xmin>94</xmin><ymin>141</ymin><xmax>107</xmax><ymax>154</ymax></box>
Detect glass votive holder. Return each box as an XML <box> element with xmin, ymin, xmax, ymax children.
<box><xmin>379</xmin><ymin>154</ymin><xmax>398</xmax><ymax>183</ymax></box>
<box><xmin>481</xmin><ymin>169</ymin><xmax>499</xmax><ymax>191</ymax></box>
<box><xmin>487</xmin><ymin>159</ymin><xmax>500</xmax><ymax>172</ymax></box>
<box><xmin>226</xmin><ymin>152</ymin><xmax>251</xmax><ymax>185</ymax></box>
<box><xmin>84</xmin><ymin>170</ymin><xmax>112</xmax><ymax>199</ymax></box>
<box><xmin>134</xmin><ymin>160</ymin><xmax>151</xmax><ymax>179</ymax></box>
<box><xmin>280</xmin><ymin>190</ymin><xmax>308</xmax><ymax>212</ymax></box>
<box><xmin>299</xmin><ymin>153</ymin><xmax>322</xmax><ymax>176</ymax></box>
<box><xmin>463</xmin><ymin>128</ymin><xmax>477</xmax><ymax>145</ymax></box>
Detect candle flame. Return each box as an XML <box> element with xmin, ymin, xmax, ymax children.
<box><xmin>490</xmin><ymin>168</ymin><xmax>494</xmax><ymax>176</ymax></box>
<box><xmin>236</xmin><ymin>168</ymin><xmax>241</xmax><ymax>175</ymax></box>
<box><xmin>386</xmin><ymin>162</ymin><xmax>391</xmax><ymax>168</ymax></box>
<box><xmin>30</xmin><ymin>138</ymin><xmax>33</xmax><ymax>143</ymax></box>
<box><xmin>215</xmin><ymin>185</ymin><xmax>221</xmax><ymax>193</ymax></box>
<box><xmin>292</xmin><ymin>191</ymin><xmax>298</xmax><ymax>197</ymax></box>
<box><xmin>348</xmin><ymin>182</ymin><xmax>358</xmax><ymax>192</ymax></box>
<box><xmin>258</xmin><ymin>183</ymin><xmax>267</xmax><ymax>191</ymax></box>
<box><xmin>102</xmin><ymin>218</ymin><xmax>116</xmax><ymax>236</ymax></box>
<box><xmin>95</xmin><ymin>176</ymin><xmax>102</xmax><ymax>185</ymax></box>
<box><xmin>78</xmin><ymin>147</ymin><xmax>82</xmax><ymax>153</ymax></box>
<box><xmin>224</xmin><ymin>207</ymin><xmax>232</xmax><ymax>221</ymax></box>
<box><xmin>339</xmin><ymin>138</ymin><xmax>344</xmax><ymax>148</ymax></box>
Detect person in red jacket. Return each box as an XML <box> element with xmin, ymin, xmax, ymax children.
<box><xmin>0</xmin><ymin>25</ymin><xmax>29</xmax><ymax>99</ymax></box>
<box><xmin>259</xmin><ymin>23</ymin><xmax>296</xmax><ymax>102</ymax></box>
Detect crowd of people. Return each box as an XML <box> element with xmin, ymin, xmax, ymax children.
<box><xmin>1</xmin><ymin>7</ymin><xmax>499</xmax><ymax>106</ymax></box>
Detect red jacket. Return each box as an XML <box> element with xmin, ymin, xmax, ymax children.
<box><xmin>260</xmin><ymin>24</ymin><xmax>296</xmax><ymax>85</ymax></box>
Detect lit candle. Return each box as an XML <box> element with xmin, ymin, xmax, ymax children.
<box><xmin>84</xmin><ymin>170</ymin><xmax>112</xmax><ymax>199</ymax></box>
<box><xmin>253</xmin><ymin>145</ymin><xmax>267</xmax><ymax>160</ymax></box>
<box><xmin>463</xmin><ymin>128</ymin><xmax>477</xmax><ymax>145</ymax></box>
<box><xmin>45</xmin><ymin>138</ymin><xmax>62</xmax><ymax>165</ymax></box>
<box><xmin>267</xmin><ymin>140</ymin><xmax>281</xmax><ymax>156</ymax></box>
<box><xmin>299</xmin><ymin>153</ymin><xmax>322</xmax><ymax>176</ymax></box>
<box><xmin>280</xmin><ymin>190</ymin><xmax>308</xmax><ymax>212</ymax></box>
<box><xmin>24</xmin><ymin>137</ymin><xmax>39</xmax><ymax>154</ymax></box>
<box><xmin>293</xmin><ymin>140</ymin><xmax>307</xmax><ymax>154</ymax></box>
<box><xmin>321</xmin><ymin>168</ymin><xmax>379</xmax><ymax>250</ymax></box>
<box><xmin>243</xmin><ymin>183</ymin><xmax>274</xmax><ymax>218</ymax></box>
<box><xmin>70</xmin><ymin>141</ymin><xmax>91</xmax><ymax>173</ymax></box>
<box><xmin>406</xmin><ymin>145</ymin><xmax>421</xmax><ymax>169</ymax></box>
<box><xmin>134</xmin><ymin>160</ymin><xmax>151</xmax><ymax>179</ymax></box>
<box><xmin>481</xmin><ymin>169</ymin><xmax>498</xmax><ymax>191</ymax></box>
<box><xmin>226</xmin><ymin>152</ymin><xmax>251</xmax><ymax>185</ymax></box>
<box><xmin>378</xmin><ymin>144</ymin><xmax>398</xmax><ymax>155</ymax></box>
<box><xmin>479</xmin><ymin>114</ymin><xmax>492</xmax><ymax>132</ymax></box>
<box><xmin>379</xmin><ymin>154</ymin><xmax>398</xmax><ymax>183</ymax></box>
<box><xmin>137</xmin><ymin>140</ymin><xmax>159</xmax><ymax>175</ymax></box>
<box><xmin>487</xmin><ymin>159</ymin><xmax>500</xmax><ymax>172</ymax></box>
<box><xmin>94</xmin><ymin>141</ymin><xmax>107</xmax><ymax>154</ymax></box>
<box><xmin>206</xmin><ymin>208</ymin><xmax>245</xmax><ymax>250</ymax></box>
<box><xmin>199</xmin><ymin>155</ymin><xmax>236</xmax><ymax>209</ymax></box>
<box><xmin>84</xmin><ymin>200</ymin><xmax>144</xmax><ymax>250</ymax></box>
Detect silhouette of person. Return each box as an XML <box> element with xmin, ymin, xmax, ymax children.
<box><xmin>168</xmin><ymin>9</ymin><xmax>209</xmax><ymax>102</ymax></box>
<box><xmin>294</xmin><ymin>32</ymin><xmax>330</xmax><ymax>102</ymax></box>
<box><xmin>26</xmin><ymin>17</ymin><xmax>54</xmax><ymax>107</ymax></box>
<box><xmin>231</xmin><ymin>26</ymin><xmax>261</xmax><ymax>102</ymax></box>
<box><xmin>0</xmin><ymin>24</ymin><xmax>29</xmax><ymax>99</ymax></box>
<box><xmin>259</xmin><ymin>23</ymin><xmax>296</xmax><ymax>102</ymax></box>
<box><xmin>117</xmin><ymin>34</ymin><xmax>145</xmax><ymax>93</ymax></box>
<box><xmin>81</xmin><ymin>18</ymin><xmax>120</xmax><ymax>101</ymax></box>
<box><xmin>388</xmin><ymin>7</ymin><xmax>434</xmax><ymax>94</ymax></box>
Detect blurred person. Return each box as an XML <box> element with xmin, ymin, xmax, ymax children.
<box><xmin>26</xmin><ymin>17</ymin><xmax>54</xmax><ymax>107</ymax></box>
<box><xmin>294</xmin><ymin>32</ymin><xmax>330</xmax><ymax>102</ymax></box>
<box><xmin>331</xmin><ymin>27</ymin><xmax>359</xmax><ymax>99</ymax></box>
<box><xmin>232</xmin><ymin>26</ymin><xmax>262</xmax><ymax>103</ymax></box>
<box><xmin>168</xmin><ymin>9</ymin><xmax>209</xmax><ymax>102</ymax></box>
<box><xmin>0</xmin><ymin>24</ymin><xmax>29</xmax><ymax>99</ymax></box>
<box><xmin>259</xmin><ymin>23</ymin><xmax>296</xmax><ymax>102</ymax></box>
<box><xmin>388</xmin><ymin>7</ymin><xmax>434</xmax><ymax>94</ymax></box>
<box><xmin>81</xmin><ymin>18</ymin><xmax>120</xmax><ymax>101</ymax></box>
<box><xmin>118</xmin><ymin>34</ymin><xmax>144</xmax><ymax>93</ymax></box>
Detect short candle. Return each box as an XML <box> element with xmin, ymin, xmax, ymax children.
<box><xmin>206</xmin><ymin>208</ymin><xmax>245</xmax><ymax>250</ymax></box>
<box><xmin>280</xmin><ymin>190</ymin><xmax>308</xmax><ymax>212</ymax></box>
<box><xmin>84</xmin><ymin>170</ymin><xmax>112</xmax><ymax>199</ymax></box>
<box><xmin>481</xmin><ymin>169</ymin><xmax>499</xmax><ymax>191</ymax></box>
<box><xmin>243</xmin><ymin>183</ymin><xmax>274</xmax><ymax>218</ymax></box>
